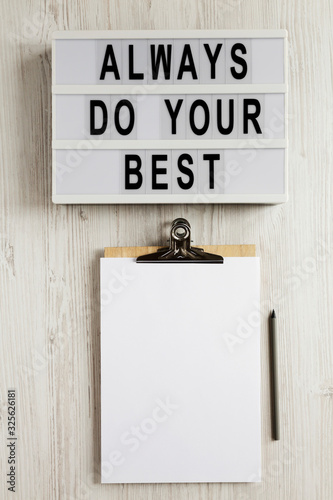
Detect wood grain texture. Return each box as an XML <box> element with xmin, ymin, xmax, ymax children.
<box><xmin>0</xmin><ymin>0</ymin><xmax>332</xmax><ymax>499</ymax></box>
<box><xmin>104</xmin><ymin>244</ymin><xmax>256</xmax><ymax>257</ymax></box>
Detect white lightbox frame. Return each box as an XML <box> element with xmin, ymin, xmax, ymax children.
<box><xmin>52</xmin><ymin>29</ymin><xmax>288</xmax><ymax>204</ymax></box>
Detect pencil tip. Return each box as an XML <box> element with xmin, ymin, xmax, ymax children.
<box><xmin>271</xmin><ymin>310</ymin><xmax>276</xmax><ymax>318</ymax></box>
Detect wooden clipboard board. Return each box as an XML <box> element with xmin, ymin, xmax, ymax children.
<box><xmin>105</xmin><ymin>244</ymin><xmax>255</xmax><ymax>258</ymax></box>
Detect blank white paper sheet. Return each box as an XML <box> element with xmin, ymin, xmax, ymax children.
<box><xmin>101</xmin><ymin>257</ymin><xmax>261</xmax><ymax>483</ymax></box>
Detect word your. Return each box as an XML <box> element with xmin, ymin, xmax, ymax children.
<box><xmin>100</xmin><ymin>42</ymin><xmax>248</xmax><ymax>81</ymax></box>
<box><xmin>90</xmin><ymin>98</ymin><xmax>262</xmax><ymax>137</ymax></box>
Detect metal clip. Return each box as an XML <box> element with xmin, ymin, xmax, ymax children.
<box><xmin>136</xmin><ymin>218</ymin><xmax>224</xmax><ymax>263</ymax></box>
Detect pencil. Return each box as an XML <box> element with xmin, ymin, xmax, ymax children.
<box><xmin>270</xmin><ymin>310</ymin><xmax>280</xmax><ymax>440</ymax></box>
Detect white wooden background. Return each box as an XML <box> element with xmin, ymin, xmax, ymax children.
<box><xmin>0</xmin><ymin>1</ymin><xmax>332</xmax><ymax>499</ymax></box>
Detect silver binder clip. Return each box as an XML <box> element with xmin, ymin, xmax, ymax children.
<box><xmin>136</xmin><ymin>218</ymin><xmax>224</xmax><ymax>263</ymax></box>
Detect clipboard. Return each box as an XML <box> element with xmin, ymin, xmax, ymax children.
<box><xmin>101</xmin><ymin>219</ymin><xmax>260</xmax><ymax>484</ymax></box>
<box><xmin>104</xmin><ymin>218</ymin><xmax>256</xmax><ymax>260</ymax></box>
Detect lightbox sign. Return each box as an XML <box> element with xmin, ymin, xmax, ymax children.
<box><xmin>52</xmin><ymin>30</ymin><xmax>288</xmax><ymax>204</ymax></box>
